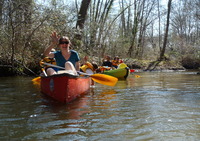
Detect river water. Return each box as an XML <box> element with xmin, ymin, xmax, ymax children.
<box><xmin>0</xmin><ymin>71</ymin><xmax>200</xmax><ymax>141</ymax></box>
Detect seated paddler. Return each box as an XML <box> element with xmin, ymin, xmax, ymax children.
<box><xmin>43</xmin><ymin>31</ymin><xmax>80</xmax><ymax>76</ymax></box>
<box><xmin>41</xmin><ymin>48</ymin><xmax>57</xmax><ymax>69</ymax></box>
<box><xmin>80</xmin><ymin>61</ymin><xmax>98</xmax><ymax>75</ymax></box>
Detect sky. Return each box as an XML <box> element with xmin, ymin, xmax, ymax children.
<box><xmin>36</xmin><ymin>0</ymin><xmax>178</xmax><ymax>8</ymax></box>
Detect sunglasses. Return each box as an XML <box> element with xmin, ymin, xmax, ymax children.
<box><xmin>59</xmin><ymin>41</ymin><xmax>69</xmax><ymax>45</ymax></box>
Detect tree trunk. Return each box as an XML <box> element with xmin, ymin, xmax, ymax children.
<box><xmin>76</xmin><ymin>0</ymin><xmax>91</xmax><ymax>29</ymax></box>
<box><xmin>128</xmin><ymin>0</ymin><xmax>138</xmax><ymax>57</ymax></box>
<box><xmin>159</xmin><ymin>0</ymin><xmax>172</xmax><ymax>60</ymax></box>
<box><xmin>157</xmin><ymin>0</ymin><xmax>161</xmax><ymax>52</ymax></box>
<box><xmin>120</xmin><ymin>0</ymin><xmax>126</xmax><ymax>37</ymax></box>
<box><xmin>0</xmin><ymin>0</ymin><xmax>4</xmax><ymax>25</ymax></box>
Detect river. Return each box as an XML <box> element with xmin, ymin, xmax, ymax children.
<box><xmin>0</xmin><ymin>71</ymin><xmax>200</xmax><ymax>140</ymax></box>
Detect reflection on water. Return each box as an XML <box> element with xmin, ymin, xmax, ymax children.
<box><xmin>0</xmin><ymin>72</ymin><xmax>200</xmax><ymax>140</ymax></box>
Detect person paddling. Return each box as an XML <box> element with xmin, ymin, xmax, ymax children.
<box><xmin>43</xmin><ymin>31</ymin><xmax>80</xmax><ymax>76</ymax></box>
<box><xmin>102</xmin><ymin>55</ymin><xmax>112</xmax><ymax>67</ymax></box>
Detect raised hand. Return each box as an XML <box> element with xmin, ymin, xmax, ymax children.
<box><xmin>50</xmin><ymin>31</ymin><xmax>60</xmax><ymax>45</ymax></box>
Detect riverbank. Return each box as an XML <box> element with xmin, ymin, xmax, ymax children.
<box><xmin>125</xmin><ymin>59</ymin><xmax>185</xmax><ymax>71</ymax></box>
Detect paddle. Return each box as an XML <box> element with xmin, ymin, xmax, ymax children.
<box><xmin>32</xmin><ymin>68</ymin><xmax>47</xmax><ymax>84</ymax></box>
<box><xmin>32</xmin><ymin>77</ymin><xmax>41</xmax><ymax>85</ymax></box>
<box><xmin>32</xmin><ymin>62</ymin><xmax>68</xmax><ymax>83</ymax></box>
<box><xmin>33</xmin><ymin>62</ymin><xmax>118</xmax><ymax>86</ymax></box>
<box><xmin>77</xmin><ymin>71</ymin><xmax>118</xmax><ymax>86</ymax></box>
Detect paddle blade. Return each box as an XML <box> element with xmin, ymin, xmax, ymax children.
<box><xmin>32</xmin><ymin>77</ymin><xmax>41</xmax><ymax>84</ymax></box>
<box><xmin>90</xmin><ymin>74</ymin><xmax>118</xmax><ymax>86</ymax></box>
<box><xmin>135</xmin><ymin>75</ymin><xmax>141</xmax><ymax>78</ymax></box>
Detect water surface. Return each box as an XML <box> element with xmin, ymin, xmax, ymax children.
<box><xmin>0</xmin><ymin>72</ymin><xmax>200</xmax><ymax>140</ymax></box>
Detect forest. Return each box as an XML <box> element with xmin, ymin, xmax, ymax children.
<box><xmin>0</xmin><ymin>0</ymin><xmax>199</xmax><ymax>76</ymax></box>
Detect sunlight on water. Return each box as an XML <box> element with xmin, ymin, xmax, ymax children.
<box><xmin>0</xmin><ymin>72</ymin><xmax>200</xmax><ymax>140</ymax></box>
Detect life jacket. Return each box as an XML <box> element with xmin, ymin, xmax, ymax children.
<box><xmin>40</xmin><ymin>57</ymin><xmax>56</xmax><ymax>68</ymax></box>
<box><xmin>112</xmin><ymin>60</ymin><xmax>119</xmax><ymax>67</ymax></box>
<box><xmin>98</xmin><ymin>66</ymin><xmax>111</xmax><ymax>72</ymax></box>
<box><xmin>80</xmin><ymin>62</ymin><xmax>94</xmax><ymax>73</ymax></box>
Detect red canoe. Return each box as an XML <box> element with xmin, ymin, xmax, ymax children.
<box><xmin>41</xmin><ymin>73</ymin><xmax>91</xmax><ymax>103</ymax></box>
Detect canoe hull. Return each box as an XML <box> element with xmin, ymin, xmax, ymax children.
<box><xmin>41</xmin><ymin>73</ymin><xmax>90</xmax><ymax>103</ymax></box>
<box><xmin>103</xmin><ymin>67</ymin><xmax>129</xmax><ymax>80</ymax></box>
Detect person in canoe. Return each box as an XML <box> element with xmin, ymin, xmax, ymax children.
<box><xmin>40</xmin><ymin>48</ymin><xmax>57</xmax><ymax>70</ymax></box>
<box><xmin>97</xmin><ymin>55</ymin><xmax>113</xmax><ymax>72</ymax></box>
<box><xmin>102</xmin><ymin>55</ymin><xmax>112</xmax><ymax>67</ymax></box>
<box><xmin>40</xmin><ymin>57</ymin><xmax>56</xmax><ymax>76</ymax></box>
<box><xmin>43</xmin><ymin>31</ymin><xmax>80</xmax><ymax>76</ymax></box>
<box><xmin>79</xmin><ymin>56</ymin><xmax>98</xmax><ymax>74</ymax></box>
<box><xmin>80</xmin><ymin>61</ymin><xmax>98</xmax><ymax>74</ymax></box>
<box><xmin>112</xmin><ymin>56</ymin><xmax>123</xmax><ymax>68</ymax></box>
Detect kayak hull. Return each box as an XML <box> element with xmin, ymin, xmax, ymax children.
<box><xmin>103</xmin><ymin>67</ymin><xmax>129</xmax><ymax>80</ymax></box>
<box><xmin>41</xmin><ymin>73</ymin><xmax>91</xmax><ymax>103</ymax></box>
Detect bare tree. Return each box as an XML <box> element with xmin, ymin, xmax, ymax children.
<box><xmin>0</xmin><ymin>0</ymin><xmax>4</xmax><ymax>25</ymax></box>
<box><xmin>157</xmin><ymin>0</ymin><xmax>161</xmax><ymax>52</ymax></box>
<box><xmin>127</xmin><ymin>0</ymin><xmax>156</xmax><ymax>58</ymax></box>
<box><xmin>76</xmin><ymin>0</ymin><xmax>91</xmax><ymax>29</ymax></box>
<box><xmin>159</xmin><ymin>0</ymin><xmax>172</xmax><ymax>60</ymax></box>
<box><xmin>84</xmin><ymin>0</ymin><xmax>114</xmax><ymax>56</ymax></box>
<box><xmin>127</xmin><ymin>0</ymin><xmax>139</xmax><ymax>57</ymax></box>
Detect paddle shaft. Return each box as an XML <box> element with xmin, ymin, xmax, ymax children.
<box><xmin>41</xmin><ymin>62</ymin><xmax>65</xmax><ymax>69</ymax></box>
<box><xmin>42</xmin><ymin>68</ymin><xmax>47</xmax><ymax>76</ymax></box>
<box><xmin>77</xmin><ymin>71</ymin><xmax>93</xmax><ymax>76</ymax></box>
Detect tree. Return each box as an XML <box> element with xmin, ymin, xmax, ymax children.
<box><xmin>76</xmin><ymin>0</ymin><xmax>91</xmax><ymax>29</ymax></box>
<box><xmin>82</xmin><ymin>0</ymin><xmax>115</xmax><ymax>57</ymax></box>
<box><xmin>0</xmin><ymin>0</ymin><xmax>4</xmax><ymax>25</ymax></box>
<box><xmin>159</xmin><ymin>0</ymin><xmax>172</xmax><ymax>60</ymax></box>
